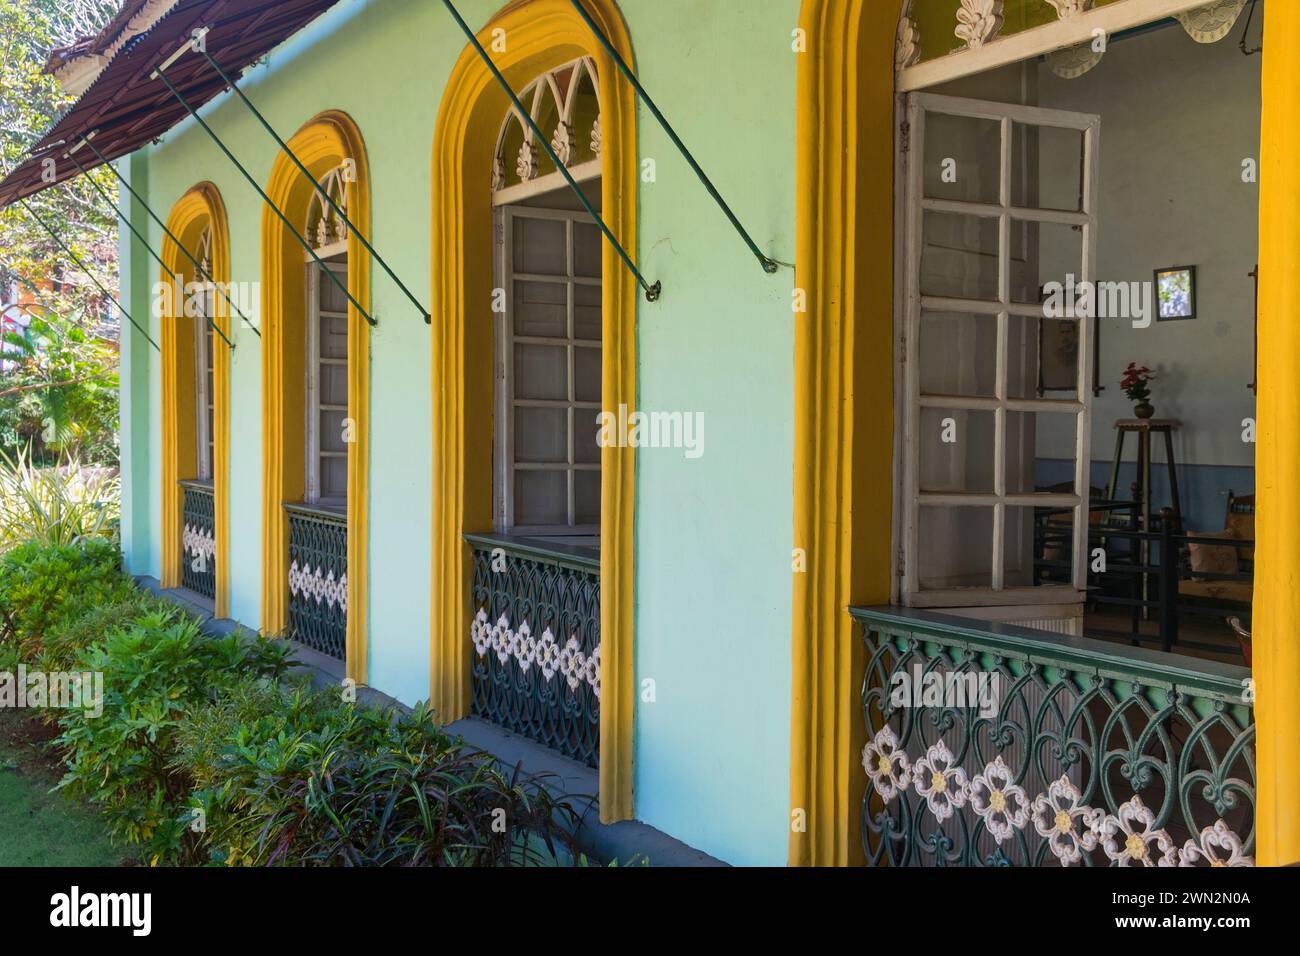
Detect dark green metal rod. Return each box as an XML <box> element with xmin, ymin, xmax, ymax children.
<box><xmin>64</xmin><ymin>149</ymin><xmax>235</xmax><ymax>350</ymax></box>
<box><xmin>152</xmin><ymin>67</ymin><xmax>378</xmax><ymax>326</ymax></box>
<box><xmin>569</xmin><ymin>0</ymin><xmax>778</xmax><ymax>275</ymax></box>
<box><xmin>196</xmin><ymin>47</ymin><xmax>431</xmax><ymax>325</ymax></box>
<box><xmin>17</xmin><ymin>198</ymin><xmax>160</xmax><ymax>352</ymax></box>
<box><xmin>82</xmin><ymin>136</ymin><xmax>261</xmax><ymax>339</ymax></box>
<box><xmin>440</xmin><ymin>0</ymin><xmax>661</xmax><ymax>302</ymax></box>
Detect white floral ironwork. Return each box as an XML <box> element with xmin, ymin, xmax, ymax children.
<box><xmin>1030</xmin><ymin>775</ymin><xmax>1102</xmax><ymax>866</ymax></box>
<box><xmin>471</xmin><ymin>608</ymin><xmax>600</xmax><ymax>698</ymax></box>
<box><xmin>1178</xmin><ymin>819</ymin><xmax>1255</xmax><ymax>867</ymax></box>
<box><xmin>861</xmin><ymin>753</ymin><xmax>1254</xmax><ymax>867</ymax></box>
<box><xmin>954</xmin><ymin>0</ymin><xmax>1004</xmax><ymax>51</ymax></box>
<box><xmin>1095</xmin><ymin>796</ymin><xmax>1179</xmax><ymax>867</ymax></box>
<box><xmin>288</xmin><ymin>559</ymin><xmax>348</xmax><ymax>613</ymax></box>
<box><xmin>968</xmin><ymin>755</ymin><xmax>1029</xmax><ymax>844</ymax></box>
<box><xmin>493</xmin><ymin>57</ymin><xmax>601</xmax><ymax>195</ymax></box>
<box><xmin>182</xmin><ymin>522</ymin><xmax>215</xmax><ymax>562</ymax></box>
<box><xmin>912</xmin><ymin>740</ymin><xmax>969</xmax><ymax>822</ymax></box>
<box><xmin>862</xmin><ymin>726</ymin><xmax>913</xmax><ymax>803</ymax></box>
<box><xmin>1176</xmin><ymin>0</ymin><xmax>1248</xmax><ymax>44</ymax></box>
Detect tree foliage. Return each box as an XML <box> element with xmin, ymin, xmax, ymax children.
<box><xmin>0</xmin><ymin>0</ymin><xmax>123</xmax><ymax>465</ymax></box>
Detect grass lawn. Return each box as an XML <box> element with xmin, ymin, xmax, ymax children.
<box><xmin>0</xmin><ymin>708</ymin><xmax>129</xmax><ymax>866</ymax></box>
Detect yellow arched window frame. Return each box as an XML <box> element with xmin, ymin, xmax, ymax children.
<box><xmin>429</xmin><ymin>0</ymin><xmax>638</xmax><ymax>822</ymax></box>
<box><xmin>260</xmin><ymin>111</ymin><xmax>371</xmax><ymax>685</ymax></box>
<box><xmin>160</xmin><ymin>183</ymin><xmax>232</xmax><ymax>618</ymax></box>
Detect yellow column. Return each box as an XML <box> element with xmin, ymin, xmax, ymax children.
<box><xmin>1255</xmin><ymin>0</ymin><xmax>1300</xmax><ymax>868</ymax></box>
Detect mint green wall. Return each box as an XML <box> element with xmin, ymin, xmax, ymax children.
<box><xmin>628</xmin><ymin>0</ymin><xmax>799</xmax><ymax>867</ymax></box>
<box><xmin>123</xmin><ymin>0</ymin><xmax>800</xmax><ymax>866</ymax></box>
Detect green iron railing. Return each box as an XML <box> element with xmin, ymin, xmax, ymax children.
<box><xmin>286</xmin><ymin>503</ymin><xmax>347</xmax><ymax>661</ymax></box>
<box><xmin>179</xmin><ymin>480</ymin><xmax>216</xmax><ymax>600</ymax></box>
<box><xmin>852</xmin><ymin>606</ymin><xmax>1255</xmax><ymax>867</ymax></box>
<box><xmin>466</xmin><ymin>534</ymin><xmax>600</xmax><ymax>767</ymax></box>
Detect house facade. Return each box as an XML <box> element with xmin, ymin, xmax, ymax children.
<box><xmin>5</xmin><ymin>0</ymin><xmax>1297</xmax><ymax>866</ymax></box>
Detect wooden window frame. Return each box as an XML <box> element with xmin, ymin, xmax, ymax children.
<box><xmin>494</xmin><ymin>203</ymin><xmax>602</xmax><ymax>537</ymax></box>
<box><xmin>899</xmin><ymin>91</ymin><xmax>1100</xmax><ymax>609</ymax></box>
<box><xmin>304</xmin><ymin>255</ymin><xmax>349</xmax><ymax>510</ymax></box>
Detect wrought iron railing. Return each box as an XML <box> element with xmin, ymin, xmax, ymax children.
<box><xmin>286</xmin><ymin>503</ymin><xmax>347</xmax><ymax>661</ymax></box>
<box><xmin>853</xmin><ymin>606</ymin><xmax>1255</xmax><ymax>867</ymax></box>
<box><xmin>180</xmin><ymin>480</ymin><xmax>216</xmax><ymax>600</ymax></box>
<box><xmin>466</xmin><ymin>534</ymin><xmax>600</xmax><ymax>767</ymax></box>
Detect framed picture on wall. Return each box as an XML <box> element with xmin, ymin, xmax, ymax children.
<box><xmin>1155</xmin><ymin>265</ymin><xmax>1197</xmax><ymax>321</ymax></box>
<box><xmin>1037</xmin><ymin>288</ymin><xmax>1103</xmax><ymax>396</ymax></box>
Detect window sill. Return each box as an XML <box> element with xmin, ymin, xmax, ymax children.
<box><xmin>464</xmin><ymin>531</ymin><xmax>599</xmax><ymax>570</ymax></box>
<box><xmin>285</xmin><ymin>500</ymin><xmax>347</xmax><ymax>520</ymax></box>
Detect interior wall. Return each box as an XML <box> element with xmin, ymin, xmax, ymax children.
<box><xmin>1036</xmin><ymin>22</ymin><xmax>1260</xmax><ymax>531</ymax></box>
<box><xmin>930</xmin><ymin>22</ymin><xmax>1259</xmax><ymax>532</ymax></box>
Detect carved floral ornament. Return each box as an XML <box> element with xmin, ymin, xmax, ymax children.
<box><xmin>493</xmin><ymin>57</ymin><xmax>601</xmax><ymax>195</ymax></box>
<box><xmin>306</xmin><ymin>164</ymin><xmax>350</xmax><ymax>251</ymax></box>
<box><xmin>955</xmin><ymin>0</ymin><xmax>1004</xmax><ymax>50</ymax></box>
<box><xmin>896</xmin><ymin>0</ymin><xmax>1249</xmax><ymax>75</ymax></box>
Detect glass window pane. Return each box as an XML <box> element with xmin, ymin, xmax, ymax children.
<box><xmin>919</xmin><ymin>312</ymin><xmax>998</xmax><ymax>398</ymax></box>
<box><xmin>918</xmin><ymin>506</ymin><xmax>993</xmax><ymax>590</ymax></box>
<box><xmin>923</xmin><ymin>110</ymin><xmax>1002</xmax><ymax>205</ymax></box>
<box><xmin>1008</xmin><ymin>316</ymin><xmax>1080</xmax><ymax>399</ymax></box>
<box><xmin>319</xmin><ymin>265</ymin><xmax>349</xmax><ymax>312</ymax></box>
<box><xmin>1006</xmin><ymin>505</ymin><xmax>1074</xmax><ymax>588</ymax></box>
<box><xmin>513</xmin><ymin>216</ymin><xmax>566</xmax><ymax>276</ymax></box>
<box><xmin>321</xmin><ymin>410</ymin><xmax>348</xmax><ymax>453</ymax></box>
<box><xmin>575</xmin><ymin>469</ymin><xmax>600</xmax><ymax>526</ymax></box>
<box><xmin>574</xmin><ymin>345</ymin><xmax>601</xmax><ymax>403</ymax></box>
<box><xmin>919</xmin><ymin>407</ymin><xmax>997</xmax><ymax>495</ymax></box>
<box><xmin>514</xmin><ymin>280</ymin><xmax>567</xmax><ymax>337</ymax></box>
<box><xmin>321</xmin><ymin>315</ymin><xmax>347</xmax><ymax>358</ymax></box>
<box><xmin>514</xmin><ymin>344</ymin><xmax>567</xmax><ymax>401</ymax></box>
<box><xmin>1005</xmin><ymin>409</ymin><xmax>1077</xmax><ymax>495</ymax></box>
<box><xmin>574</xmin><ymin>284</ymin><xmax>601</xmax><ymax>341</ymax></box>
<box><xmin>920</xmin><ymin>211</ymin><xmax>1001</xmax><ymax>301</ymax></box>
<box><xmin>573</xmin><ymin>408</ymin><xmax>599</xmax><ymax>464</ymax></box>
<box><xmin>1010</xmin><ymin>218</ymin><xmax>1084</xmax><ymax>306</ymax></box>
<box><xmin>515</xmin><ymin>469</ymin><xmax>567</xmax><ymax>526</ymax></box>
<box><xmin>514</xmin><ymin>406</ymin><xmax>567</xmax><ymax>463</ymax></box>
<box><xmin>320</xmin><ymin>363</ymin><xmax>349</xmax><ymax>406</ymax></box>
<box><xmin>1012</xmin><ymin>122</ymin><xmax>1084</xmax><ymax>213</ymax></box>
<box><xmin>321</xmin><ymin>455</ymin><xmax>348</xmax><ymax>501</ymax></box>
<box><xmin>574</xmin><ymin>221</ymin><xmax>601</xmax><ymax>278</ymax></box>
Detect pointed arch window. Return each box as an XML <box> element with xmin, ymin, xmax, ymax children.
<box><xmin>304</xmin><ymin>161</ymin><xmax>352</xmax><ymax>508</ymax></box>
<box><xmin>193</xmin><ymin>226</ymin><xmax>215</xmax><ymax>481</ymax></box>
<box><xmin>492</xmin><ymin>57</ymin><xmax>601</xmax><ymax>205</ymax></box>
<box><xmin>492</xmin><ymin>59</ymin><xmax>603</xmax><ymax>538</ymax></box>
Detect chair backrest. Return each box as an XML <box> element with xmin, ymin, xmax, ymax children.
<box><xmin>1226</xmin><ymin>490</ymin><xmax>1255</xmax><ymax>563</ymax></box>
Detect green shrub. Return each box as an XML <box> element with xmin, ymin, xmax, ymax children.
<box><xmin>41</xmin><ymin>591</ymin><xmax>176</xmax><ymax>672</ymax></box>
<box><xmin>0</xmin><ymin>538</ymin><xmax>134</xmax><ymax>657</ymax></box>
<box><xmin>176</xmin><ymin>682</ymin><xmax>582</xmax><ymax>867</ymax></box>
<box><xmin>54</xmin><ymin>617</ymin><xmax>292</xmax><ymax>865</ymax></box>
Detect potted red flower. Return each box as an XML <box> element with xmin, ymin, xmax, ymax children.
<box><xmin>1121</xmin><ymin>362</ymin><xmax>1156</xmax><ymax>419</ymax></box>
